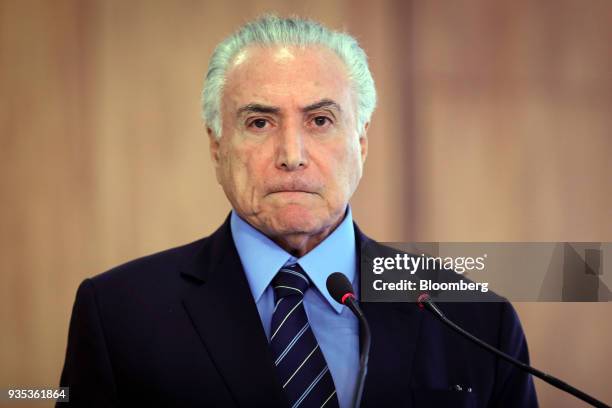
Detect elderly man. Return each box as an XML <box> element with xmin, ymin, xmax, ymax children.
<box><xmin>59</xmin><ymin>15</ymin><xmax>536</xmax><ymax>407</ymax></box>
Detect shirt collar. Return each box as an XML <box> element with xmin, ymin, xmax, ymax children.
<box><xmin>230</xmin><ymin>207</ymin><xmax>356</xmax><ymax>314</ymax></box>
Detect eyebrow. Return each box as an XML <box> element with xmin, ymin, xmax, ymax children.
<box><xmin>236</xmin><ymin>98</ymin><xmax>342</xmax><ymax>118</ymax></box>
<box><xmin>303</xmin><ymin>99</ymin><xmax>342</xmax><ymax>113</ymax></box>
<box><xmin>237</xmin><ymin>103</ymin><xmax>280</xmax><ymax>117</ymax></box>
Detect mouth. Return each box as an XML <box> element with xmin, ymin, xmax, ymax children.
<box><xmin>265</xmin><ymin>181</ymin><xmax>320</xmax><ymax>197</ymax></box>
<box><xmin>269</xmin><ymin>189</ymin><xmax>314</xmax><ymax>193</ymax></box>
<box><xmin>267</xmin><ymin>190</ymin><xmax>316</xmax><ymax>196</ymax></box>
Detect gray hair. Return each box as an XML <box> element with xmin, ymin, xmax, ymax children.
<box><xmin>202</xmin><ymin>14</ymin><xmax>377</xmax><ymax>138</ymax></box>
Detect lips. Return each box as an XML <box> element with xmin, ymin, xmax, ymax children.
<box><xmin>265</xmin><ymin>180</ymin><xmax>319</xmax><ymax>195</ymax></box>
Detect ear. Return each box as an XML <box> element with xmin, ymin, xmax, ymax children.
<box><xmin>359</xmin><ymin>122</ymin><xmax>369</xmax><ymax>164</ymax></box>
<box><xmin>208</xmin><ymin>127</ymin><xmax>220</xmax><ymax>166</ymax></box>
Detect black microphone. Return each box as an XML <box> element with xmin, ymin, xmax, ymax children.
<box><xmin>417</xmin><ymin>293</ymin><xmax>610</xmax><ymax>408</ymax></box>
<box><xmin>326</xmin><ymin>272</ymin><xmax>371</xmax><ymax>408</ymax></box>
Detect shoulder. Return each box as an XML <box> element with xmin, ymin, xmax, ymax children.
<box><xmin>89</xmin><ymin>237</ymin><xmax>207</xmax><ymax>291</ymax></box>
<box><xmin>89</xmin><ymin>216</ymin><xmax>233</xmax><ymax>291</ymax></box>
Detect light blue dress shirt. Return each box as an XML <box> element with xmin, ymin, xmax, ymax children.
<box><xmin>230</xmin><ymin>208</ymin><xmax>359</xmax><ymax>408</ymax></box>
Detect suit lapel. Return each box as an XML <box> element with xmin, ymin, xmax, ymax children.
<box><xmin>180</xmin><ymin>217</ymin><xmax>288</xmax><ymax>408</ymax></box>
<box><xmin>355</xmin><ymin>226</ymin><xmax>424</xmax><ymax>407</ymax></box>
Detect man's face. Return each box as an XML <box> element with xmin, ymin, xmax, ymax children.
<box><xmin>209</xmin><ymin>45</ymin><xmax>368</xmax><ymax>251</ymax></box>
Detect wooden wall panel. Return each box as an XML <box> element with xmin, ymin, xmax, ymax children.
<box><xmin>404</xmin><ymin>1</ymin><xmax>612</xmax><ymax>405</ymax></box>
<box><xmin>409</xmin><ymin>0</ymin><xmax>612</xmax><ymax>241</ymax></box>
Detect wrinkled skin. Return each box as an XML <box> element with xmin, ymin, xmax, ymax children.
<box><xmin>209</xmin><ymin>45</ymin><xmax>368</xmax><ymax>256</ymax></box>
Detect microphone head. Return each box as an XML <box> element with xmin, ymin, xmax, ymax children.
<box><xmin>417</xmin><ymin>293</ymin><xmax>431</xmax><ymax>309</ymax></box>
<box><xmin>326</xmin><ymin>272</ymin><xmax>355</xmax><ymax>305</ymax></box>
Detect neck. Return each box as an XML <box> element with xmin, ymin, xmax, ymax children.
<box><xmin>271</xmin><ymin>216</ymin><xmax>344</xmax><ymax>257</ymax></box>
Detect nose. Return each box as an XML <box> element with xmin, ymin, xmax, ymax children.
<box><xmin>275</xmin><ymin>123</ymin><xmax>308</xmax><ymax>171</ymax></box>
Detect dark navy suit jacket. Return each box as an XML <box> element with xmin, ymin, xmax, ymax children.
<box><xmin>59</xmin><ymin>217</ymin><xmax>537</xmax><ymax>407</ymax></box>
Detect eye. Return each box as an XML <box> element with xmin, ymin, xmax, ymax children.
<box><xmin>246</xmin><ymin>117</ymin><xmax>274</xmax><ymax>131</ymax></box>
<box><xmin>313</xmin><ymin>116</ymin><xmax>332</xmax><ymax>127</ymax></box>
<box><xmin>251</xmin><ymin>119</ymin><xmax>268</xmax><ymax>129</ymax></box>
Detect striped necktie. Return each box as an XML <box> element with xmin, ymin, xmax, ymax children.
<box><xmin>270</xmin><ymin>263</ymin><xmax>340</xmax><ymax>408</ymax></box>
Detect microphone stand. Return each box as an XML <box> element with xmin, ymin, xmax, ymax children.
<box><xmin>418</xmin><ymin>294</ymin><xmax>610</xmax><ymax>408</ymax></box>
<box><xmin>326</xmin><ymin>273</ymin><xmax>372</xmax><ymax>408</ymax></box>
<box><xmin>344</xmin><ymin>296</ymin><xmax>371</xmax><ymax>408</ymax></box>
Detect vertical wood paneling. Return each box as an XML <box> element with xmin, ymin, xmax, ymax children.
<box><xmin>405</xmin><ymin>1</ymin><xmax>612</xmax><ymax>405</ymax></box>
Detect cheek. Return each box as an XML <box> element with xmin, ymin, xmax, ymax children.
<box><xmin>220</xmin><ymin>143</ymin><xmax>267</xmax><ymax>196</ymax></box>
<box><xmin>339</xmin><ymin>159</ymin><xmax>362</xmax><ymax>196</ymax></box>
<box><xmin>324</xmin><ymin>143</ymin><xmax>363</xmax><ymax>197</ymax></box>
<box><xmin>217</xmin><ymin>145</ymin><xmax>244</xmax><ymax>196</ymax></box>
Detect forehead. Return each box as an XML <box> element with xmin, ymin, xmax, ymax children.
<box><xmin>222</xmin><ymin>45</ymin><xmax>354</xmax><ymax>112</ymax></box>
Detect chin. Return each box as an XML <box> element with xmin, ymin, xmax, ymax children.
<box><xmin>267</xmin><ymin>204</ymin><xmax>329</xmax><ymax>235</ymax></box>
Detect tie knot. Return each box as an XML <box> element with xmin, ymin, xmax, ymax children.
<box><xmin>272</xmin><ymin>263</ymin><xmax>310</xmax><ymax>300</ymax></box>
